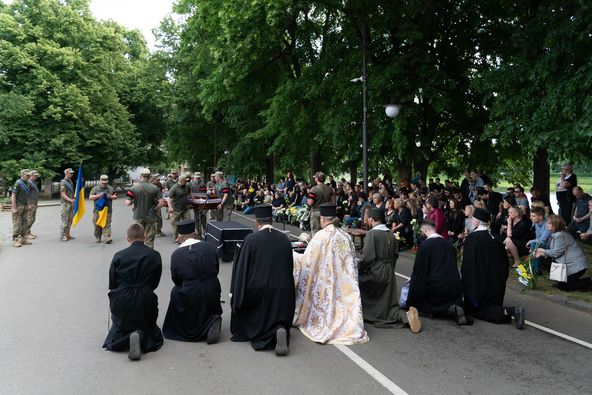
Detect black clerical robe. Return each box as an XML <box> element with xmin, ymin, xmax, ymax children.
<box><xmin>103</xmin><ymin>241</ymin><xmax>163</xmax><ymax>353</ymax></box>
<box><xmin>162</xmin><ymin>240</ymin><xmax>222</xmax><ymax>341</ymax></box>
<box><xmin>230</xmin><ymin>226</ymin><xmax>295</xmax><ymax>350</ymax></box>
<box><xmin>358</xmin><ymin>225</ymin><xmax>406</xmax><ymax>326</ymax></box>
<box><xmin>461</xmin><ymin>229</ymin><xmax>509</xmax><ymax>317</ymax></box>
<box><xmin>407</xmin><ymin>236</ymin><xmax>463</xmax><ymax>315</ymax></box>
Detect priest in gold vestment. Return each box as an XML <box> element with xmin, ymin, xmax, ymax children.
<box><xmin>293</xmin><ymin>203</ymin><xmax>369</xmax><ymax>345</ymax></box>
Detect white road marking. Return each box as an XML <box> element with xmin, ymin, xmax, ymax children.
<box><xmin>392</xmin><ymin>271</ymin><xmax>592</xmax><ymax>349</ymax></box>
<box><xmin>333</xmin><ymin>344</ymin><xmax>408</xmax><ymax>395</ymax></box>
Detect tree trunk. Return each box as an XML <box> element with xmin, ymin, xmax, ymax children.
<box><xmin>350</xmin><ymin>160</ymin><xmax>358</xmax><ymax>185</ymax></box>
<box><xmin>310</xmin><ymin>147</ymin><xmax>322</xmax><ymax>182</ymax></box>
<box><xmin>396</xmin><ymin>161</ymin><xmax>411</xmax><ymax>184</ymax></box>
<box><xmin>265</xmin><ymin>156</ymin><xmax>275</xmax><ymax>184</ymax></box>
<box><xmin>413</xmin><ymin>160</ymin><xmax>430</xmax><ymax>183</ymax></box>
<box><xmin>533</xmin><ymin>147</ymin><xmax>550</xmax><ymax>199</ymax></box>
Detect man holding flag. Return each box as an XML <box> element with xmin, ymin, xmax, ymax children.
<box><xmin>89</xmin><ymin>175</ymin><xmax>118</xmax><ymax>243</ymax></box>
<box><xmin>60</xmin><ymin>168</ymin><xmax>76</xmax><ymax>241</ymax></box>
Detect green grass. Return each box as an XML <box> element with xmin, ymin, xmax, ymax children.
<box><xmin>496</xmin><ymin>175</ymin><xmax>592</xmax><ymax>194</ymax></box>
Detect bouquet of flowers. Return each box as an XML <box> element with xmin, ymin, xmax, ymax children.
<box><xmin>410</xmin><ymin>219</ymin><xmax>421</xmax><ymax>251</ymax></box>
<box><xmin>516</xmin><ymin>242</ymin><xmax>539</xmax><ymax>290</ymax></box>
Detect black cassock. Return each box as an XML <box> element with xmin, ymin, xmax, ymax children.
<box><xmin>230</xmin><ymin>228</ymin><xmax>295</xmax><ymax>350</ymax></box>
<box><xmin>162</xmin><ymin>241</ymin><xmax>222</xmax><ymax>341</ymax></box>
<box><xmin>407</xmin><ymin>237</ymin><xmax>463</xmax><ymax>316</ymax></box>
<box><xmin>461</xmin><ymin>229</ymin><xmax>509</xmax><ymax>318</ymax></box>
<box><xmin>103</xmin><ymin>241</ymin><xmax>163</xmax><ymax>353</ymax></box>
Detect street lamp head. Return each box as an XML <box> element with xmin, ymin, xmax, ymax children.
<box><xmin>385</xmin><ymin>104</ymin><xmax>401</xmax><ymax>118</ymax></box>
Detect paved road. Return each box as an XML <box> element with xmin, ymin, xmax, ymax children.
<box><xmin>0</xmin><ymin>200</ymin><xmax>590</xmax><ymax>394</ymax></box>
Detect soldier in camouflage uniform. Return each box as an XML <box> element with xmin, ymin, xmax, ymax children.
<box><xmin>24</xmin><ymin>169</ymin><xmax>40</xmax><ymax>240</ymax></box>
<box><xmin>152</xmin><ymin>175</ymin><xmax>166</xmax><ymax>237</ymax></box>
<box><xmin>189</xmin><ymin>172</ymin><xmax>208</xmax><ymax>239</ymax></box>
<box><xmin>206</xmin><ymin>173</ymin><xmax>217</xmax><ymax>220</ymax></box>
<box><xmin>167</xmin><ymin>172</ymin><xmax>192</xmax><ymax>243</ymax></box>
<box><xmin>214</xmin><ymin>171</ymin><xmax>234</xmax><ymax>221</ymax></box>
<box><xmin>60</xmin><ymin>168</ymin><xmax>76</xmax><ymax>241</ymax></box>
<box><xmin>126</xmin><ymin>168</ymin><xmax>164</xmax><ymax>249</ymax></box>
<box><xmin>307</xmin><ymin>171</ymin><xmax>335</xmax><ymax>236</ymax></box>
<box><xmin>89</xmin><ymin>175</ymin><xmax>118</xmax><ymax>243</ymax></box>
<box><xmin>11</xmin><ymin>169</ymin><xmax>32</xmax><ymax>247</ymax></box>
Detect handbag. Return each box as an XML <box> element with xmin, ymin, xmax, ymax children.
<box><xmin>399</xmin><ymin>279</ymin><xmax>411</xmax><ymax>308</ymax></box>
<box><xmin>549</xmin><ymin>233</ymin><xmax>568</xmax><ymax>283</ymax></box>
<box><xmin>549</xmin><ymin>261</ymin><xmax>567</xmax><ymax>282</ymax></box>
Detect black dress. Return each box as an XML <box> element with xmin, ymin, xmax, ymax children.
<box><xmin>510</xmin><ymin>218</ymin><xmax>533</xmax><ymax>257</ymax></box>
<box><xmin>162</xmin><ymin>241</ymin><xmax>222</xmax><ymax>341</ymax></box>
<box><xmin>103</xmin><ymin>241</ymin><xmax>164</xmax><ymax>353</ymax></box>
<box><xmin>230</xmin><ymin>228</ymin><xmax>296</xmax><ymax>350</ymax></box>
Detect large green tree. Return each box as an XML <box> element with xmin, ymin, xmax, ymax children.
<box><xmin>0</xmin><ymin>0</ymin><xmax>165</xmax><ymax>181</ymax></box>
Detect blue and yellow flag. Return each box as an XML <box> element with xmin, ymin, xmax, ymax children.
<box><xmin>95</xmin><ymin>193</ymin><xmax>108</xmax><ymax>228</ymax></box>
<box><xmin>72</xmin><ymin>164</ymin><xmax>86</xmax><ymax>226</ymax></box>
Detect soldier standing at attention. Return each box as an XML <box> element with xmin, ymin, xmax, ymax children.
<box><xmin>60</xmin><ymin>168</ymin><xmax>76</xmax><ymax>242</ymax></box>
<box><xmin>11</xmin><ymin>169</ymin><xmax>32</xmax><ymax>247</ymax></box>
<box><xmin>307</xmin><ymin>171</ymin><xmax>335</xmax><ymax>235</ymax></box>
<box><xmin>164</xmin><ymin>170</ymin><xmax>178</xmax><ymax>220</ymax></box>
<box><xmin>152</xmin><ymin>175</ymin><xmax>166</xmax><ymax>237</ymax></box>
<box><xmin>167</xmin><ymin>172</ymin><xmax>192</xmax><ymax>243</ymax></box>
<box><xmin>126</xmin><ymin>168</ymin><xmax>165</xmax><ymax>249</ymax></box>
<box><xmin>24</xmin><ymin>169</ymin><xmax>40</xmax><ymax>240</ymax></box>
<box><xmin>89</xmin><ymin>175</ymin><xmax>118</xmax><ymax>243</ymax></box>
<box><xmin>190</xmin><ymin>172</ymin><xmax>208</xmax><ymax>239</ymax></box>
<box><xmin>207</xmin><ymin>173</ymin><xmax>217</xmax><ymax>220</ymax></box>
<box><xmin>214</xmin><ymin>171</ymin><xmax>234</xmax><ymax>221</ymax></box>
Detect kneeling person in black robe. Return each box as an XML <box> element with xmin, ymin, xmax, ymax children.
<box><xmin>461</xmin><ymin>208</ymin><xmax>525</xmax><ymax>329</ymax></box>
<box><xmin>163</xmin><ymin>219</ymin><xmax>223</xmax><ymax>343</ymax></box>
<box><xmin>103</xmin><ymin>224</ymin><xmax>163</xmax><ymax>361</ymax></box>
<box><xmin>230</xmin><ymin>204</ymin><xmax>295</xmax><ymax>356</ymax></box>
<box><xmin>407</xmin><ymin>220</ymin><xmax>468</xmax><ymax>325</ymax></box>
<box><xmin>359</xmin><ymin>208</ymin><xmax>421</xmax><ymax>333</ymax></box>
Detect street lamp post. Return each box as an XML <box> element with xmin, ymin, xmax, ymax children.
<box><xmin>362</xmin><ymin>16</ymin><xmax>369</xmax><ymax>195</ymax></box>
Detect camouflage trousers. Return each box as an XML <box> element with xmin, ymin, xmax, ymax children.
<box><xmin>60</xmin><ymin>202</ymin><xmax>73</xmax><ymax>239</ymax></box>
<box><xmin>93</xmin><ymin>210</ymin><xmax>112</xmax><ymax>239</ymax></box>
<box><xmin>171</xmin><ymin>209</ymin><xmax>190</xmax><ymax>241</ymax></box>
<box><xmin>215</xmin><ymin>206</ymin><xmax>232</xmax><ymax>222</ymax></box>
<box><xmin>12</xmin><ymin>206</ymin><xmax>28</xmax><ymax>240</ymax></box>
<box><xmin>310</xmin><ymin>209</ymin><xmax>321</xmax><ymax>236</ymax></box>
<box><xmin>155</xmin><ymin>207</ymin><xmax>163</xmax><ymax>232</ymax></box>
<box><xmin>193</xmin><ymin>208</ymin><xmax>207</xmax><ymax>240</ymax></box>
<box><xmin>25</xmin><ymin>204</ymin><xmax>37</xmax><ymax>235</ymax></box>
<box><xmin>135</xmin><ymin>218</ymin><xmax>157</xmax><ymax>249</ymax></box>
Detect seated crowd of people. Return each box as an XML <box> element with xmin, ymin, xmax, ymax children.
<box><xmin>231</xmin><ymin>169</ymin><xmax>592</xmax><ymax>293</ymax></box>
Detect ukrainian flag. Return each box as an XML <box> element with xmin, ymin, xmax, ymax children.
<box><xmin>95</xmin><ymin>193</ymin><xmax>108</xmax><ymax>228</ymax></box>
<box><xmin>72</xmin><ymin>164</ymin><xmax>86</xmax><ymax>226</ymax></box>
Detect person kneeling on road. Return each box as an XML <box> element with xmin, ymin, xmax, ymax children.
<box><xmin>407</xmin><ymin>220</ymin><xmax>469</xmax><ymax>326</ymax></box>
<box><xmin>461</xmin><ymin>208</ymin><xmax>525</xmax><ymax>329</ymax></box>
<box><xmin>163</xmin><ymin>219</ymin><xmax>223</xmax><ymax>343</ymax></box>
<box><xmin>103</xmin><ymin>224</ymin><xmax>164</xmax><ymax>361</ymax></box>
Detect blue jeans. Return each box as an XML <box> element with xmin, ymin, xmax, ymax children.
<box><xmin>243</xmin><ymin>206</ymin><xmax>254</xmax><ymax>215</ymax></box>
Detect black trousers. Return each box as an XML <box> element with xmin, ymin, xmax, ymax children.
<box><xmin>558</xmin><ymin>200</ymin><xmax>574</xmax><ymax>227</ymax></box>
<box><xmin>468</xmin><ymin>305</ymin><xmax>511</xmax><ymax>324</ymax></box>
<box><xmin>557</xmin><ymin>269</ymin><xmax>592</xmax><ymax>292</ymax></box>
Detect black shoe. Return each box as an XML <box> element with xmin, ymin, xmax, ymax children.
<box><xmin>452</xmin><ymin>305</ymin><xmax>468</xmax><ymax>326</ymax></box>
<box><xmin>275</xmin><ymin>327</ymin><xmax>289</xmax><ymax>356</ymax></box>
<box><xmin>128</xmin><ymin>331</ymin><xmax>141</xmax><ymax>361</ymax></box>
<box><xmin>206</xmin><ymin>316</ymin><xmax>222</xmax><ymax>345</ymax></box>
<box><xmin>508</xmin><ymin>306</ymin><xmax>525</xmax><ymax>329</ymax></box>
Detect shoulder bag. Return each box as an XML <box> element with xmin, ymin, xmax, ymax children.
<box><xmin>549</xmin><ymin>233</ymin><xmax>568</xmax><ymax>282</ymax></box>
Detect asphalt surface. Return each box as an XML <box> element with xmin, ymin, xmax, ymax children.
<box><xmin>0</xmin><ymin>200</ymin><xmax>591</xmax><ymax>395</ymax></box>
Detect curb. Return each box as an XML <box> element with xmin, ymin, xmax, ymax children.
<box><xmin>37</xmin><ymin>203</ymin><xmax>61</xmax><ymax>207</ymax></box>
<box><xmin>400</xmin><ymin>251</ymin><xmax>592</xmax><ymax>316</ymax></box>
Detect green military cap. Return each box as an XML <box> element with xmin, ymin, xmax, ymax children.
<box><xmin>20</xmin><ymin>169</ymin><xmax>31</xmax><ymax>175</ymax></box>
<box><xmin>182</xmin><ymin>172</ymin><xmax>192</xmax><ymax>180</ymax></box>
<box><xmin>64</xmin><ymin>168</ymin><xmax>74</xmax><ymax>174</ymax></box>
<box><xmin>140</xmin><ymin>168</ymin><xmax>151</xmax><ymax>176</ymax></box>
<box><xmin>100</xmin><ymin>175</ymin><xmax>109</xmax><ymax>181</ymax></box>
<box><xmin>30</xmin><ymin>170</ymin><xmax>39</xmax><ymax>176</ymax></box>
<box><xmin>193</xmin><ymin>172</ymin><xmax>203</xmax><ymax>178</ymax></box>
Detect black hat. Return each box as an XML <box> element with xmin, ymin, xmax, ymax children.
<box><xmin>368</xmin><ymin>208</ymin><xmax>385</xmax><ymax>222</ymax></box>
<box><xmin>503</xmin><ymin>195</ymin><xmax>517</xmax><ymax>206</ymax></box>
<box><xmin>320</xmin><ymin>203</ymin><xmax>337</xmax><ymax>217</ymax></box>
<box><xmin>177</xmin><ymin>219</ymin><xmax>195</xmax><ymax>235</ymax></box>
<box><xmin>254</xmin><ymin>204</ymin><xmax>272</xmax><ymax>219</ymax></box>
<box><xmin>473</xmin><ymin>207</ymin><xmax>491</xmax><ymax>223</ymax></box>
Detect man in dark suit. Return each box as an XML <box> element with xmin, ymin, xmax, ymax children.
<box><xmin>103</xmin><ymin>224</ymin><xmax>164</xmax><ymax>361</ymax></box>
